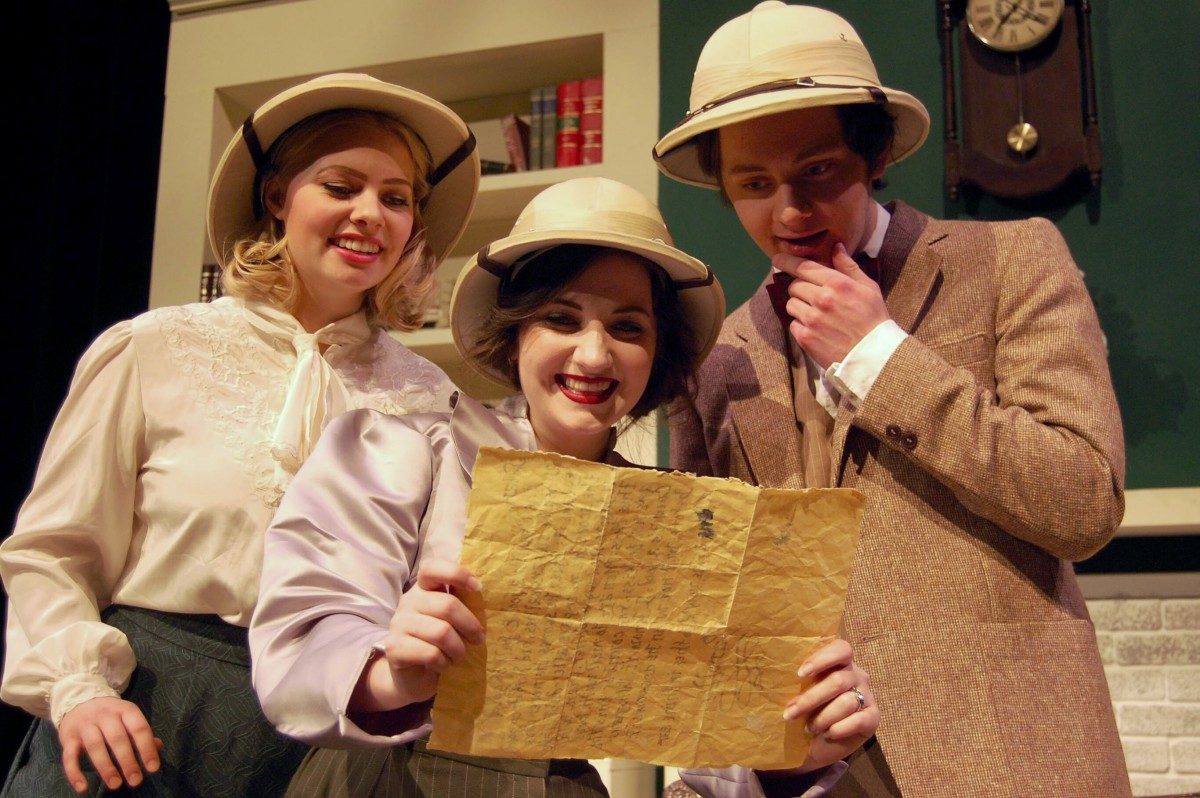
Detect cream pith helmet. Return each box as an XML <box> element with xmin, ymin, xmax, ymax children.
<box><xmin>449</xmin><ymin>177</ymin><xmax>725</xmax><ymax>390</ymax></box>
<box><xmin>207</xmin><ymin>72</ymin><xmax>480</xmax><ymax>267</ymax></box>
<box><xmin>654</xmin><ymin>1</ymin><xmax>930</xmax><ymax>188</ymax></box>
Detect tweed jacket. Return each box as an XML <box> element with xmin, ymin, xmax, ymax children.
<box><xmin>670</xmin><ymin>202</ymin><xmax>1130</xmax><ymax>798</ymax></box>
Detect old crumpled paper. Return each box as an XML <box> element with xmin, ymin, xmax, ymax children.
<box><xmin>429</xmin><ymin>447</ymin><xmax>863</xmax><ymax>769</ymax></box>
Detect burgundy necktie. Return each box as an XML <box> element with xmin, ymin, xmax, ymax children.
<box><xmin>853</xmin><ymin>251</ymin><xmax>880</xmax><ymax>281</ymax></box>
<box><xmin>766</xmin><ymin>253</ymin><xmax>879</xmax><ymax>333</ymax></box>
<box><xmin>765</xmin><ymin>271</ymin><xmax>794</xmax><ymax>331</ymax></box>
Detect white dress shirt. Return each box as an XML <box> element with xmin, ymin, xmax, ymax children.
<box><xmin>0</xmin><ymin>296</ymin><xmax>454</xmax><ymax>724</ymax></box>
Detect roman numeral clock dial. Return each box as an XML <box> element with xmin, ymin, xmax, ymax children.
<box><xmin>968</xmin><ymin>0</ymin><xmax>1063</xmax><ymax>52</ymax></box>
<box><xmin>939</xmin><ymin>0</ymin><xmax>1102</xmax><ymax>199</ymax></box>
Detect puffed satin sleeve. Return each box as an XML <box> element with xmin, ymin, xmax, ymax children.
<box><xmin>0</xmin><ymin>322</ymin><xmax>143</xmax><ymax>724</ymax></box>
<box><xmin>250</xmin><ymin>408</ymin><xmax>459</xmax><ymax>748</ymax></box>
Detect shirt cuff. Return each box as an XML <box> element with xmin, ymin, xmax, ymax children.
<box><xmin>825</xmin><ymin>320</ymin><xmax>907</xmax><ymax>410</ymax></box>
<box><xmin>50</xmin><ymin>672</ymin><xmax>122</xmax><ymax>726</ymax></box>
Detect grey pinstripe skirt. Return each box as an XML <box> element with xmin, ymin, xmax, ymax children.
<box><xmin>284</xmin><ymin>738</ymin><xmax>608</xmax><ymax>798</ymax></box>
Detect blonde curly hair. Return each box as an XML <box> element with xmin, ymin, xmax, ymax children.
<box><xmin>221</xmin><ymin>109</ymin><xmax>437</xmax><ymax>331</ymax></box>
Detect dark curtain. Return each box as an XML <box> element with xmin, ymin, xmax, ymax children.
<box><xmin>2</xmin><ymin>0</ymin><xmax>171</xmax><ymax>773</ymax></box>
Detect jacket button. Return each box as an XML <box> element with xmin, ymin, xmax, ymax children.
<box><xmin>885</xmin><ymin>424</ymin><xmax>902</xmax><ymax>438</ymax></box>
<box><xmin>901</xmin><ymin>432</ymin><xmax>918</xmax><ymax>450</ymax></box>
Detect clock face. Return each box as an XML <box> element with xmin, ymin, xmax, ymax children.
<box><xmin>966</xmin><ymin>0</ymin><xmax>1065</xmax><ymax>52</ymax></box>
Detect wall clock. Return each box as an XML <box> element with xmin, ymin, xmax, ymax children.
<box><xmin>939</xmin><ymin>0</ymin><xmax>1102</xmax><ymax>199</ymax></box>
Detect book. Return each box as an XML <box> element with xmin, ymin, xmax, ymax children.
<box><xmin>199</xmin><ymin>263</ymin><xmax>222</xmax><ymax>302</ymax></box>
<box><xmin>480</xmin><ymin>159</ymin><xmax>514</xmax><ymax>175</ymax></box>
<box><xmin>468</xmin><ymin>117</ymin><xmax>511</xmax><ymax>169</ymax></box>
<box><xmin>528</xmin><ymin>87</ymin><xmax>543</xmax><ymax>170</ymax></box>
<box><xmin>555</xmin><ymin>80</ymin><xmax>582</xmax><ymax>168</ymax></box>
<box><xmin>580</xmin><ymin>75</ymin><xmax>603</xmax><ymax>165</ymax></box>
<box><xmin>539</xmin><ymin>86</ymin><xmax>557</xmax><ymax>169</ymax></box>
<box><xmin>501</xmin><ymin>112</ymin><xmax>530</xmax><ymax>171</ymax></box>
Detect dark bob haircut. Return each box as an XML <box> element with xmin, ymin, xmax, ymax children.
<box><xmin>468</xmin><ymin>244</ymin><xmax>699</xmax><ymax>421</ymax></box>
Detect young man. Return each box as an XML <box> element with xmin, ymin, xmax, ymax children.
<box><xmin>656</xmin><ymin>4</ymin><xmax>1130</xmax><ymax>797</ymax></box>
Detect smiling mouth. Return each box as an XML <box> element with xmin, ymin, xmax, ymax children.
<box><xmin>556</xmin><ymin>375</ymin><xmax>618</xmax><ymax>404</ymax></box>
<box><xmin>332</xmin><ymin>237</ymin><xmax>381</xmax><ymax>254</ymax></box>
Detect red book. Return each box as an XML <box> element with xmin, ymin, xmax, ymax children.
<box><xmin>501</xmin><ymin>112</ymin><xmax>530</xmax><ymax>171</ymax></box>
<box><xmin>556</xmin><ymin>80</ymin><xmax>582</xmax><ymax>168</ymax></box>
<box><xmin>580</xmin><ymin>75</ymin><xmax>602</xmax><ymax>165</ymax></box>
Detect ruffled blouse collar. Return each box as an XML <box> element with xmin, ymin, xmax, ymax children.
<box><xmin>240</xmin><ymin>298</ymin><xmax>375</xmax><ymax>492</ymax></box>
<box><xmin>240</xmin><ymin>298</ymin><xmax>372</xmax><ymax>350</ymax></box>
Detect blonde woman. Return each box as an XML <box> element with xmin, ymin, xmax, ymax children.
<box><xmin>0</xmin><ymin>73</ymin><xmax>479</xmax><ymax>797</ymax></box>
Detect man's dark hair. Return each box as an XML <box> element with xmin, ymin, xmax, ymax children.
<box><xmin>837</xmin><ymin>102</ymin><xmax>896</xmax><ymax>182</ymax></box>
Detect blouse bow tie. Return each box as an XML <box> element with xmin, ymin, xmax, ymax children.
<box><xmin>243</xmin><ymin>301</ymin><xmax>372</xmax><ymax>493</ymax></box>
<box><xmin>271</xmin><ymin>328</ymin><xmax>350</xmax><ymax>478</ymax></box>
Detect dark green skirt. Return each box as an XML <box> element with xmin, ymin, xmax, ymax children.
<box><xmin>1</xmin><ymin>605</ymin><xmax>308</xmax><ymax>797</ymax></box>
<box><xmin>285</xmin><ymin>738</ymin><xmax>608</xmax><ymax>798</ymax></box>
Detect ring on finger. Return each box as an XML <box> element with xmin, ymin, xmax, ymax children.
<box><xmin>849</xmin><ymin>687</ymin><xmax>866</xmax><ymax>712</ymax></box>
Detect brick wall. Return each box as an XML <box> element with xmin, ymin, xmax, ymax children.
<box><xmin>1090</xmin><ymin>598</ymin><xmax>1200</xmax><ymax>796</ymax></box>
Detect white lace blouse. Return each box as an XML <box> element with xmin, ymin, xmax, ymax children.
<box><xmin>0</xmin><ymin>296</ymin><xmax>455</xmax><ymax>724</ymax></box>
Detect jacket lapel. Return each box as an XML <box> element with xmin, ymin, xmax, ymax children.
<box><xmin>878</xmin><ymin>201</ymin><xmax>945</xmax><ymax>334</ymax></box>
<box><xmin>830</xmin><ymin>202</ymin><xmax>945</xmax><ymax>474</ymax></box>
<box><xmin>727</xmin><ymin>285</ymin><xmax>806</xmax><ymax>489</ymax></box>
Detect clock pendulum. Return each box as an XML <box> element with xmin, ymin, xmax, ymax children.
<box><xmin>964</xmin><ymin>0</ymin><xmax>1063</xmax><ymax>159</ymax></box>
<box><xmin>1006</xmin><ymin>53</ymin><xmax>1037</xmax><ymax>155</ymax></box>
